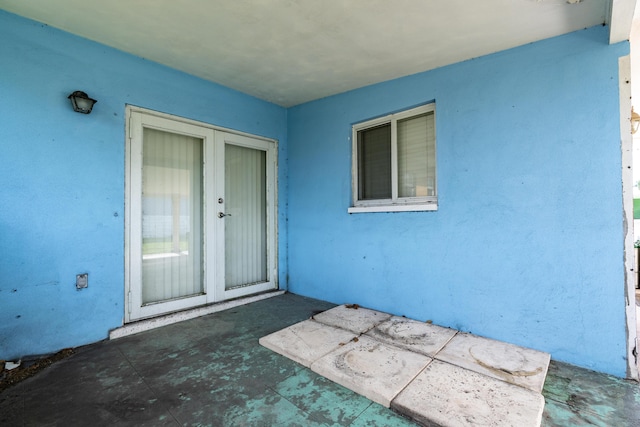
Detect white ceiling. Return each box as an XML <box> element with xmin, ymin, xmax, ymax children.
<box><xmin>0</xmin><ymin>0</ymin><xmax>635</xmax><ymax>107</ymax></box>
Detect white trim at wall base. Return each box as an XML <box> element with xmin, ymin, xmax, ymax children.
<box><xmin>109</xmin><ymin>290</ymin><xmax>285</xmax><ymax>340</ymax></box>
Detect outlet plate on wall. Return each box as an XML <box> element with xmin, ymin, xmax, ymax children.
<box><xmin>76</xmin><ymin>273</ymin><xmax>88</xmax><ymax>289</ymax></box>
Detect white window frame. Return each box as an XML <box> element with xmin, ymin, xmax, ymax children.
<box><xmin>349</xmin><ymin>103</ymin><xmax>437</xmax><ymax>213</ymax></box>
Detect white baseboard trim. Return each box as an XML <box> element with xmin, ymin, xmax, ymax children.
<box><xmin>109</xmin><ymin>290</ymin><xmax>286</xmax><ymax>340</ymax></box>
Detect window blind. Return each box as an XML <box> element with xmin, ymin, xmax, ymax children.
<box><xmin>398</xmin><ymin>112</ymin><xmax>435</xmax><ymax>198</ymax></box>
<box><xmin>141</xmin><ymin>128</ymin><xmax>204</xmax><ymax>304</ymax></box>
<box><xmin>224</xmin><ymin>144</ymin><xmax>268</xmax><ymax>289</ymax></box>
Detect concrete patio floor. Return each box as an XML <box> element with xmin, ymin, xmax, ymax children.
<box><xmin>1</xmin><ymin>293</ymin><xmax>639</xmax><ymax>426</ymax></box>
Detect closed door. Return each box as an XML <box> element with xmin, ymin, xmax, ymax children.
<box><xmin>214</xmin><ymin>131</ymin><xmax>277</xmax><ymax>301</ymax></box>
<box><xmin>126</xmin><ymin>110</ymin><xmax>277</xmax><ymax>322</ymax></box>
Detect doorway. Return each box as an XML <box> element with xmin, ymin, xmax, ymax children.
<box><xmin>125</xmin><ymin>108</ymin><xmax>277</xmax><ymax>322</ymax></box>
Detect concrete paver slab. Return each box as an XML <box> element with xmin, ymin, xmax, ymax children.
<box><xmin>392</xmin><ymin>360</ymin><xmax>545</xmax><ymax>427</ymax></box>
<box><xmin>435</xmin><ymin>332</ymin><xmax>550</xmax><ymax>393</ymax></box>
<box><xmin>366</xmin><ymin>316</ymin><xmax>457</xmax><ymax>357</ymax></box>
<box><xmin>259</xmin><ymin>319</ymin><xmax>358</xmax><ymax>367</ymax></box>
<box><xmin>312</xmin><ymin>304</ymin><xmax>392</xmax><ymax>334</ymax></box>
<box><xmin>310</xmin><ymin>335</ymin><xmax>431</xmax><ymax>407</ymax></box>
<box><xmin>260</xmin><ymin>302</ymin><xmax>550</xmax><ymax>425</ymax></box>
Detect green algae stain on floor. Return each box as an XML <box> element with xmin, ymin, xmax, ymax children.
<box><xmin>542</xmin><ymin>399</ymin><xmax>611</xmax><ymax>427</ymax></box>
<box><xmin>275</xmin><ymin>368</ymin><xmax>372</xmax><ymax>425</ymax></box>
<box><xmin>222</xmin><ymin>388</ymin><xmax>325</xmax><ymax>427</ymax></box>
<box><xmin>542</xmin><ymin>361</ymin><xmax>640</xmax><ymax>427</ymax></box>
<box><xmin>351</xmin><ymin>403</ymin><xmax>421</xmax><ymax>427</ymax></box>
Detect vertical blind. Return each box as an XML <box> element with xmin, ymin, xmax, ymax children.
<box><xmin>141</xmin><ymin>128</ymin><xmax>204</xmax><ymax>304</ymax></box>
<box><xmin>398</xmin><ymin>112</ymin><xmax>436</xmax><ymax>198</ymax></box>
<box><xmin>224</xmin><ymin>144</ymin><xmax>267</xmax><ymax>289</ymax></box>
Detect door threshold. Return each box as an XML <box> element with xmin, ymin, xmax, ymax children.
<box><xmin>109</xmin><ymin>290</ymin><xmax>285</xmax><ymax>340</ymax></box>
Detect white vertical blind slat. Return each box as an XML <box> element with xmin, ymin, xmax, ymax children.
<box><xmin>224</xmin><ymin>144</ymin><xmax>267</xmax><ymax>290</ymax></box>
<box><xmin>141</xmin><ymin>128</ymin><xmax>203</xmax><ymax>304</ymax></box>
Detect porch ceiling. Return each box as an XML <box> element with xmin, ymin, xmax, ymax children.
<box><xmin>0</xmin><ymin>0</ymin><xmax>636</xmax><ymax>107</ymax></box>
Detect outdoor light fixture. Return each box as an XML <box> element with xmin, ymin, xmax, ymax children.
<box><xmin>68</xmin><ymin>91</ymin><xmax>97</xmax><ymax>114</ymax></box>
<box><xmin>632</xmin><ymin>107</ymin><xmax>640</xmax><ymax>134</ymax></box>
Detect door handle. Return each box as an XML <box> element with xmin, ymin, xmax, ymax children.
<box><xmin>218</xmin><ymin>212</ymin><xmax>231</xmax><ymax>218</ymax></box>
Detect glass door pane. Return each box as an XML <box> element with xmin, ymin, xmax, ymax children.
<box><xmin>224</xmin><ymin>143</ymin><xmax>267</xmax><ymax>290</ymax></box>
<box><xmin>142</xmin><ymin>128</ymin><xmax>204</xmax><ymax>304</ymax></box>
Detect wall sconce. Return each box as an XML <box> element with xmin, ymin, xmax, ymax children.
<box><xmin>632</xmin><ymin>107</ymin><xmax>640</xmax><ymax>134</ymax></box>
<box><xmin>68</xmin><ymin>91</ymin><xmax>97</xmax><ymax>114</ymax></box>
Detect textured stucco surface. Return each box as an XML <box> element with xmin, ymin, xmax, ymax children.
<box><xmin>0</xmin><ymin>10</ymin><xmax>287</xmax><ymax>360</ymax></box>
<box><xmin>0</xmin><ymin>8</ymin><xmax>634</xmax><ymax>378</ymax></box>
<box><xmin>287</xmin><ymin>25</ymin><xmax>630</xmax><ymax>376</ymax></box>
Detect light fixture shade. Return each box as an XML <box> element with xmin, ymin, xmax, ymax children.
<box><xmin>68</xmin><ymin>91</ymin><xmax>97</xmax><ymax>114</ymax></box>
<box><xmin>632</xmin><ymin>107</ymin><xmax>640</xmax><ymax>134</ymax></box>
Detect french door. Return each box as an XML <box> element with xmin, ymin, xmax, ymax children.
<box><xmin>126</xmin><ymin>109</ymin><xmax>277</xmax><ymax>322</ymax></box>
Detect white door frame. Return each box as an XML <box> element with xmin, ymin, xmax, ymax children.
<box><xmin>619</xmin><ymin>55</ymin><xmax>639</xmax><ymax>380</ymax></box>
<box><xmin>124</xmin><ymin>106</ymin><xmax>278</xmax><ymax>323</ymax></box>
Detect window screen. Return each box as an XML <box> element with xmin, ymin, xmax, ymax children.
<box><xmin>358</xmin><ymin>123</ymin><xmax>391</xmax><ymax>200</ymax></box>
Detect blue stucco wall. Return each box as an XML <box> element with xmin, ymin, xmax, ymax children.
<box><xmin>0</xmin><ymin>11</ymin><xmax>287</xmax><ymax>360</ymax></box>
<box><xmin>287</xmin><ymin>26</ymin><xmax>630</xmax><ymax>376</ymax></box>
<box><xmin>1</xmin><ymin>9</ymin><xmax>633</xmax><ymax>377</ymax></box>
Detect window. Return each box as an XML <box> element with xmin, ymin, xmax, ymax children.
<box><xmin>349</xmin><ymin>104</ymin><xmax>437</xmax><ymax>213</ymax></box>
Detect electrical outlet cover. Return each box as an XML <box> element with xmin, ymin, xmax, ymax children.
<box><xmin>76</xmin><ymin>273</ymin><xmax>88</xmax><ymax>289</ymax></box>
